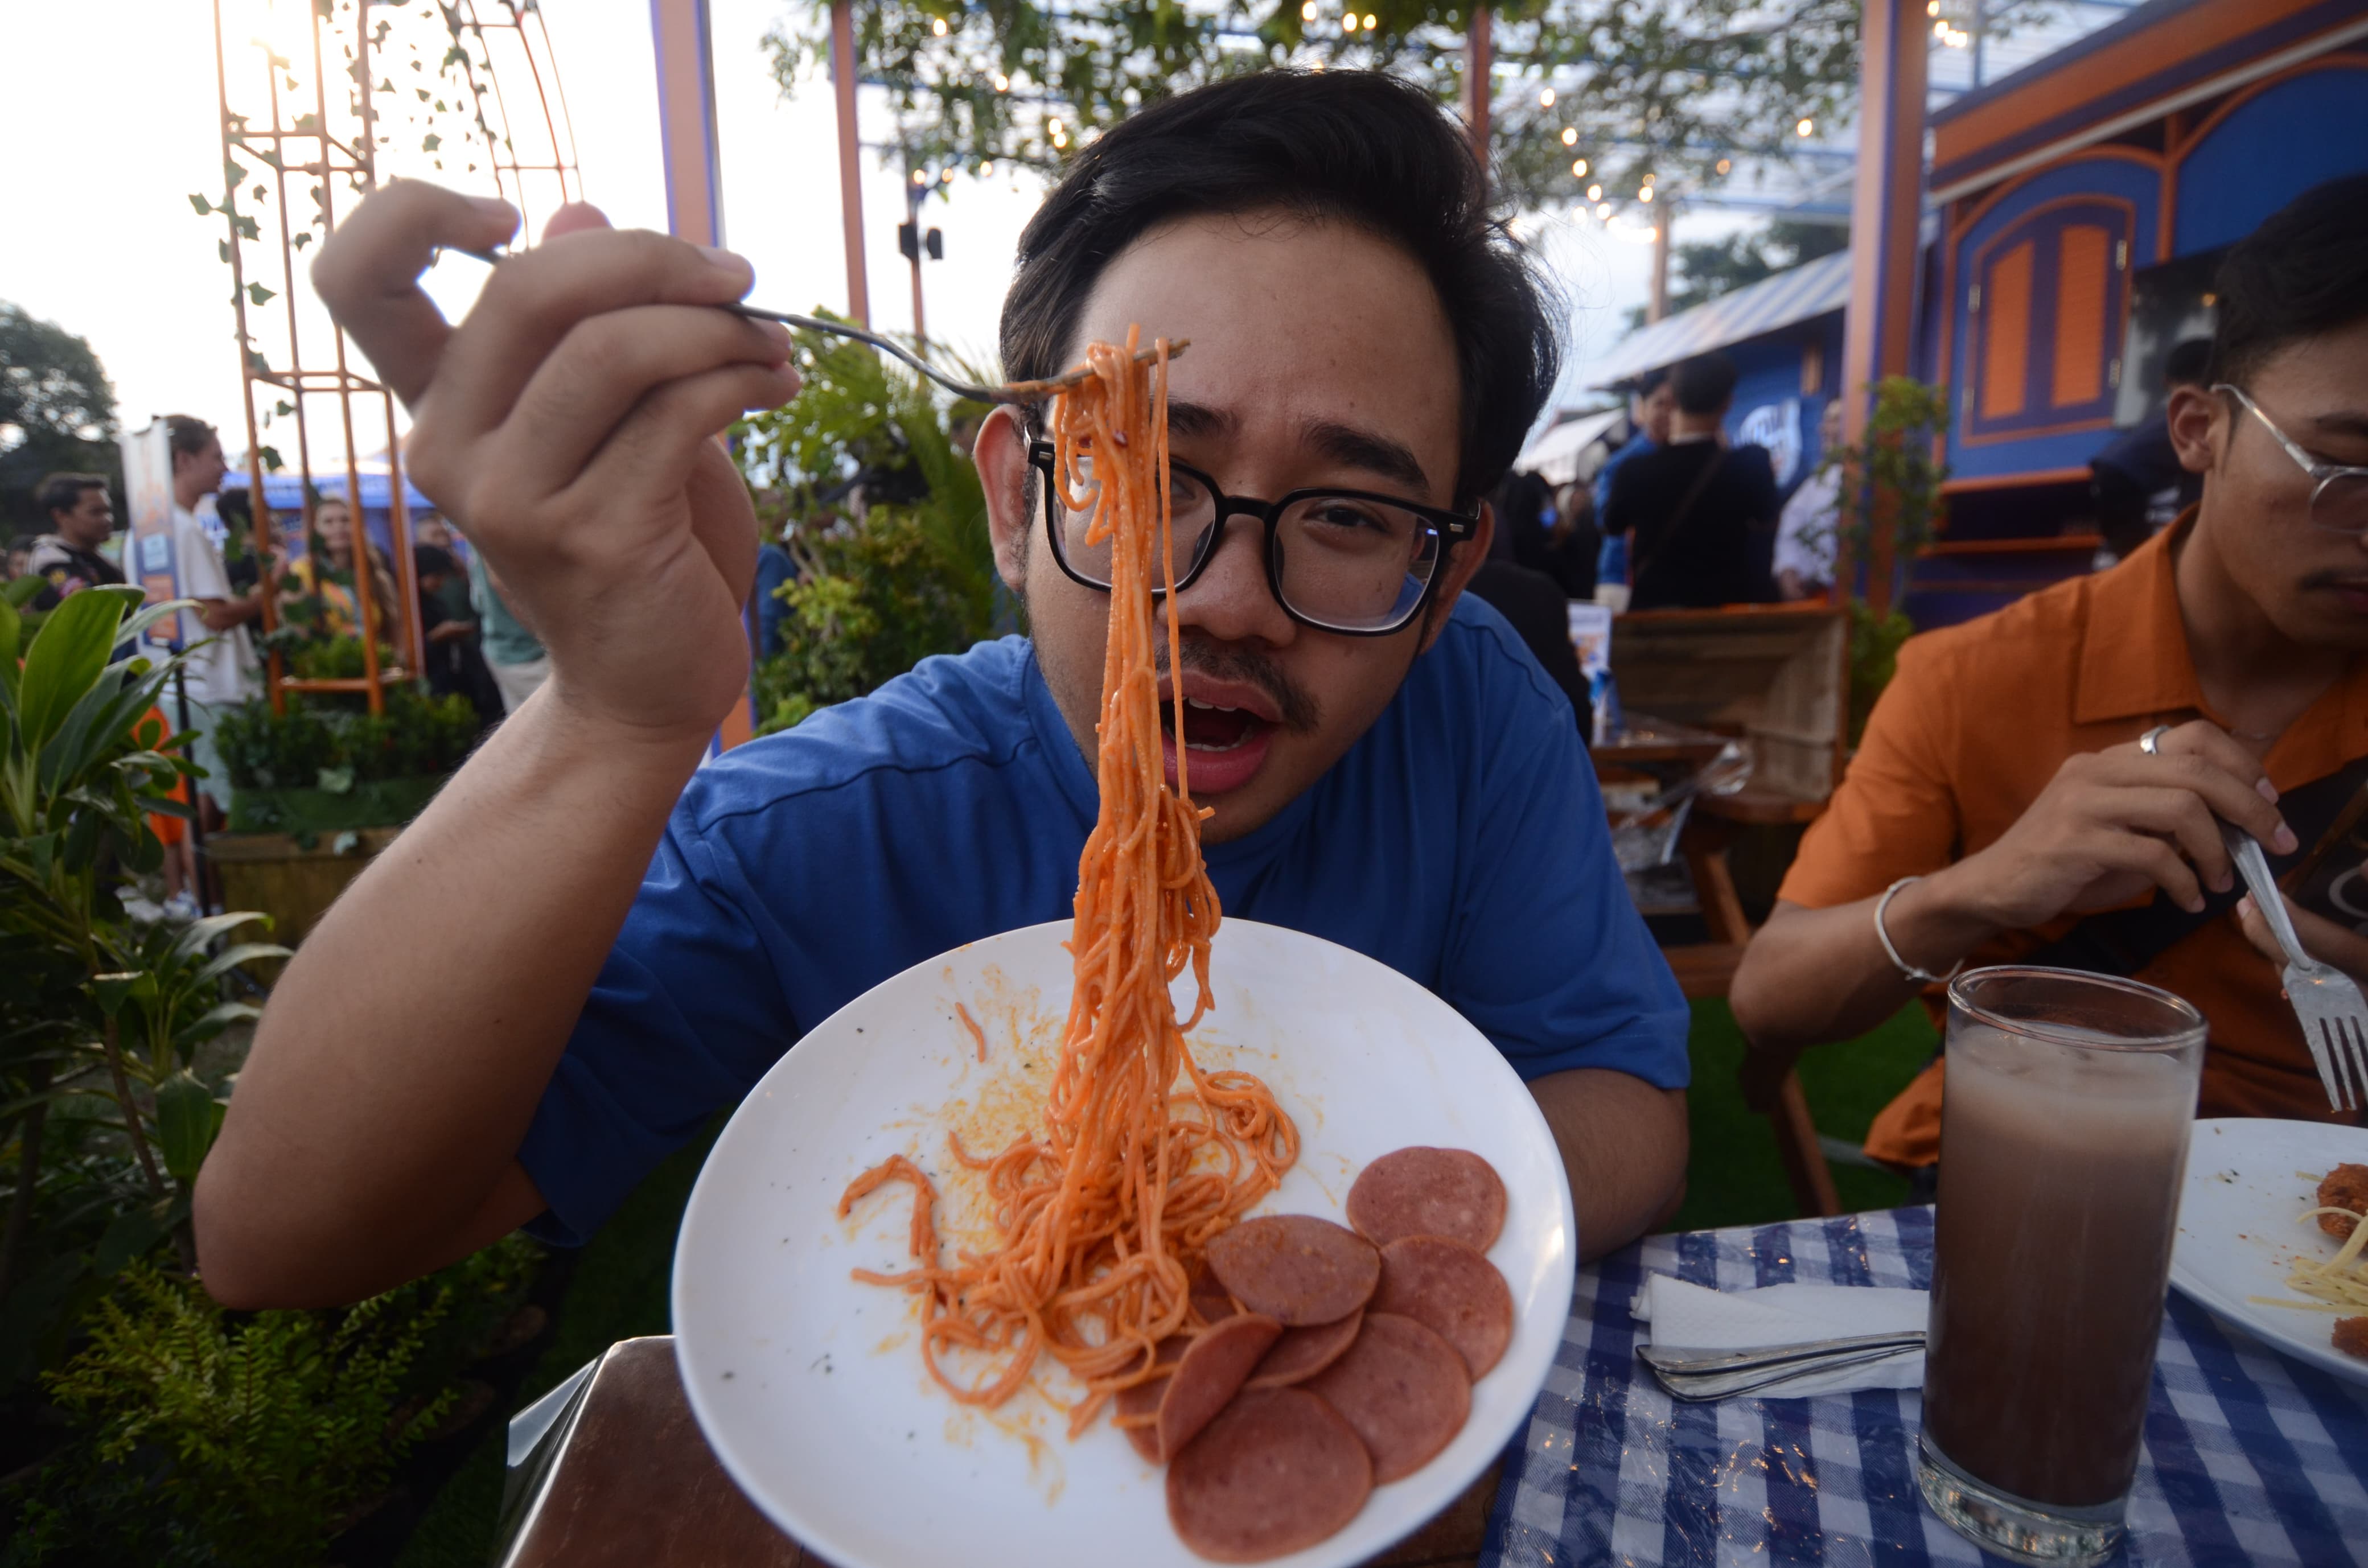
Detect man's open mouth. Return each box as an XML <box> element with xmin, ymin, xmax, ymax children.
<box><xmin>1161</xmin><ymin>697</ymin><xmax>1269</xmax><ymax>754</ymax></box>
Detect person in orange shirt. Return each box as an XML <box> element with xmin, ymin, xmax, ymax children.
<box><xmin>1730</xmin><ymin>173</ymin><xmax>2368</xmax><ymax>1169</ymax></box>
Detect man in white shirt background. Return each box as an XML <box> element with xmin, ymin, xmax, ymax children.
<box><xmin>163</xmin><ymin>415</ymin><xmax>268</xmax><ymax>879</ymax></box>
<box><xmin>1774</xmin><ymin>399</ymin><xmax>1844</xmax><ymax>601</ymax></box>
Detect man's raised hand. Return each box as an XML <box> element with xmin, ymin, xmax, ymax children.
<box><xmin>1941</xmin><ymin>719</ymin><xmax>2297</xmax><ymax>928</ymax></box>
<box><xmin>311</xmin><ymin>179</ymin><xmax>800</xmax><ymax>744</ymax></box>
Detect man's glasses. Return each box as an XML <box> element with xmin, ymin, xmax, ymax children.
<box><xmin>1028</xmin><ymin>442</ymin><xmax>1474</xmax><ymax>636</ymax></box>
<box><xmin>2216</xmin><ymin>384</ymin><xmax>2368</xmax><ymax>536</ymax></box>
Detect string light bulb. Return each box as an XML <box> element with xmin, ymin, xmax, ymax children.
<box><xmin>994</xmin><ymin>72</ymin><xmax>1009</xmax><ymax>91</ymax></box>
<box><xmin>941</xmin><ymin>168</ymin><xmax>955</xmax><ymax>183</ymax></box>
<box><xmin>1571</xmin><ymin>159</ymin><xmax>1586</xmax><ymax>177</ymax></box>
<box><xmin>911</xmin><ymin>169</ymin><xmax>927</xmax><ymax>185</ymax></box>
<box><xmin>1595</xmin><ymin>201</ymin><xmax>1611</xmax><ymax>219</ymax></box>
<box><xmin>1047</xmin><ymin>117</ymin><xmax>1062</xmax><ymax>134</ymax></box>
<box><xmin>1716</xmin><ymin>158</ymin><xmax>1731</xmax><ymax>175</ymax></box>
<box><xmin>1639</xmin><ymin>185</ymin><xmax>1654</xmax><ymax>203</ymax></box>
<box><xmin>980</xmin><ymin>160</ymin><xmax>994</xmax><ymax>175</ymax></box>
<box><xmin>1342</xmin><ymin>10</ymin><xmax>1358</xmax><ymax>29</ymax></box>
<box><xmin>932</xmin><ymin>15</ymin><xmax>947</xmax><ymax>35</ymax></box>
<box><xmin>1927</xmin><ymin>0</ymin><xmax>1939</xmax><ymax>11</ymax></box>
<box><xmin>1796</xmin><ymin>117</ymin><xmax>1815</xmax><ymax>137</ymax></box>
<box><xmin>1363</xmin><ymin>13</ymin><xmax>1376</xmax><ymax>27</ymax></box>
<box><xmin>1301</xmin><ymin>0</ymin><xmax>1317</xmax><ymax>16</ymax></box>
<box><xmin>1586</xmin><ymin>183</ymin><xmax>1602</xmax><ymax>201</ymax></box>
<box><xmin>1560</xmin><ymin>126</ymin><xmax>1577</xmax><ymax>146</ymax></box>
<box><xmin>1539</xmin><ymin>88</ymin><xmax>1556</xmax><ymax>108</ymax></box>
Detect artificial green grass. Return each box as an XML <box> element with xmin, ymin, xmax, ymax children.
<box><xmin>1671</xmin><ymin>998</ymin><xmax>1938</xmax><ymax>1232</ymax></box>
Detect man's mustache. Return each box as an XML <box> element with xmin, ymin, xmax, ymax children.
<box><xmin>1153</xmin><ymin>637</ymin><xmax>1323</xmax><ymax>735</ymax></box>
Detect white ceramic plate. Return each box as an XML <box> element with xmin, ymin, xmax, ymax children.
<box><xmin>2168</xmin><ymin>1117</ymin><xmax>2368</xmax><ymax>1387</ymax></box>
<box><xmin>672</xmin><ymin>917</ymin><xmax>1577</xmax><ymax>1568</ymax></box>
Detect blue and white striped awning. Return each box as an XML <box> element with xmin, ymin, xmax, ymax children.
<box><xmin>1583</xmin><ymin>249</ymin><xmax>1852</xmax><ymax>390</ymax></box>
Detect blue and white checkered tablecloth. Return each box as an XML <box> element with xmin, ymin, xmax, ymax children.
<box><xmin>1482</xmin><ymin>1207</ymin><xmax>2368</xmax><ymax>1567</ymax></box>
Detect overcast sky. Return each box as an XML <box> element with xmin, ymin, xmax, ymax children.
<box><xmin>5</xmin><ymin>0</ymin><xmax>1716</xmax><ymax>468</ymax></box>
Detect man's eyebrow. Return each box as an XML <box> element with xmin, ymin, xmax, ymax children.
<box><xmin>1163</xmin><ymin>398</ymin><xmax>1236</xmax><ymax>440</ymax></box>
<box><xmin>1302</xmin><ymin>419</ymin><xmax>1433</xmax><ymax>496</ymax></box>
<box><xmin>2307</xmin><ymin>410</ymin><xmax>2368</xmax><ymax>443</ymax></box>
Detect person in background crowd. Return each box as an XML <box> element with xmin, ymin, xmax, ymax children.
<box><xmin>414</xmin><ymin>543</ymin><xmax>503</xmax><ymax>726</ymax></box>
<box><xmin>1486</xmin><ymin>470</ymin><xmax>1555</xmax><ymax>571</ymax></box>
<box><xmin>1543</xmin><ymin>479</ymin><xmax>1600</xmax><ymax>600</ymax></box>
<box><xmin>753</xmin><ymin>517</ymin><xmax>799</xmax><ymax>658</ymax></box>
<box><xmin>466</xmin><ymin>534</ymin><xmax>549</xmax><ymax>713</ymax></box>
<box><xmin>1592</xmin><ymin>367</ymin><xmax>1676</xmax><ymax>592</ymax></box>
<box><xmin>1730</xmin><ymin>174</ymin><xmax>2368</xmax><ymax>1177</ymax></box>
<box><xmin>25</xmin><ymin>472</ymin><xmax>124</xmax><ymax>608</ymax></box>
<box><xmin>1465</xmin><ymin>553</ymin><xmax>1592</xmax><ymax>735</ymax></box>
<box><xmin>2091</xmin><ymin>338</ymin><xmax>2214</xmax><ymax>563</ymax></box>
<box><xmin>1603</xmin><ymin>352</ymin><xmax>1779</xmax><ymax>611</ymax></box>
<box><xmin>7</xmin><ymin>534</ymin><xmax>39</xmax><ymax>582</ymax></box>
<box><xmin>287</xmin><ymin>495</ymin><xmax>401</xmax><ymax>642</ymax></box>
<box><xmin>1774</xmin><ymin>399</ymin><xmax>1845</xmax><ymax>601</ymax></box>
<box><xmin>162</xmin><ymin>415</ymin><xmax>268</xmax><ymax>911</ymax></box>
<box><xmin>410</xmin><ymin>509</ymin><xmax>475</xmax><ymax>626</ymax></box>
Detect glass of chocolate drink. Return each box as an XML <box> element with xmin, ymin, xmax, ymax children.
<box><xmin>1917</xmin><ymin>966</ymin><xmax>2205</xmax><ymax>1566</ymax></box>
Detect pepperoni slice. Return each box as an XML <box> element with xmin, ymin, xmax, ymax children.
<box><xmin>1166</xmin><ymin>1387</ymin><xmax>1373</xmax><ymax>1563</ymax></box>
<box><xmin>1115</xmin><ymin>1337</ymin><xmax>1187</xmax><ymax>1463</ymax></box>
<box><xmin>1372</xmin><ymin>1236</ymin><xmax>1513</xmax><ymax>1379</ymax></box>
<box><xmin>1157</xmin><ymin>1313</ymin><xmax>1282</xmax><ymax>1463</ymax></box>
<box><xmin>1189</xmin><ymin>1258</ymin><xmax>1240</xmax><ymax>1324</ymax></box>
<box><xmin>1244</xmin><ymin>1308</ymin><xmax>1363</xmax><ymax>1390</ymax></box>
<box><xmin>1204</xmin><ymin>1215</ymin><xmax>1380</xmax><ymax>1326</ymax></box>
<box><xmin>1303</xmin><ymin>1311</ymin><xmax>1470</xmax><ymax>1483</ymax></box>
<box><xmin>1346</xmin><ymin>1147</ymin><xmax>1506</xmax><ymax>1252</ymax></box>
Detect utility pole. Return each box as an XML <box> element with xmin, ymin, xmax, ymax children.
<box><xmin>830</xmin><ymin>1</ymin><xmax>869</xmax><ymax>325</ymax></box>
<box><xmin>1648</xmin><ymin>209</ymin><xmax>1672</xmax><ymax>323</ymax></box>
<box><xmin>1462</xmin><ymin>6</ymin><xmax>1492</xmax><ymax>195</ymax></box>
<box><xmin>899</xmin><ymin>176</ymin><xmax>942</xmax><ymax>354</ymax></box>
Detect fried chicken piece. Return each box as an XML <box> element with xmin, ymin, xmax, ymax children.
<box><xmin>2317</xmin><ymin>1164</ymin><xmax>2368</xmax><ymax>1240</ymax></box>
<box><xmin>2334</xmin><ymin>1318</ymin><xmax>2368</xmax><ymax>1361</ymax></box>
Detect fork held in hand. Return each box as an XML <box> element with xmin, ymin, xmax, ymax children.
<box><xmin>442</xmin><ymin>246</ymin><xmax>1184</xmax><ymax>405</ymax></box>
<box><xmin>2220</xmin><ymin>821</ymin><xmax>2368</xmax><ymax>1110</ymax></box>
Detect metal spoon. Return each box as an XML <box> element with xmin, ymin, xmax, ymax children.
<box><xmin>440</xmin><ymin>246</ymin><xmax>1185</xmax><ymax>405</ymax></box>
<box><xmin>1637</xmin><ymin>1328</ymin><xmax>1927</xmax><ymax>1379</ymax></box>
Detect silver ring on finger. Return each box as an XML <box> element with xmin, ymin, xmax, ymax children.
<box><xmin>2139</xmin><ymin>723</ymin><xmax>2174</xmax><ymax>756</ymax></box>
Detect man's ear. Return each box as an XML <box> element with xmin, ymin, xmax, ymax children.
<box><xmin>975</xmin><ymin>403</ymin><xmax>1032</xmax><ymax>592</ymax></box>
<box><xmin>1416</xmin><ymin>500</ymin><xmax>1495</xmax><ymax>655</ymax></box>
<box><xmin>2166</xmin><ymin>383</ymin><xmax>2222</xmax><ymax>476</ymax></box>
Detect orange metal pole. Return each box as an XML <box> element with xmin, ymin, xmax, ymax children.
<box><xmin>832</xmin><ymin>1</ymin><xmax>870</xmax><ymax>325</ymax></box>
<box><xmin>1837</xmin><ymin>0</ymin><xmax>1930</xmax><ymax>618</ymax></box>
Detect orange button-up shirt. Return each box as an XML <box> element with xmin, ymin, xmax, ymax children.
<box><xmin>1778</xmin><ymin>518</ymin><xmax>2368</xmax><ymax>1164</ymax></box>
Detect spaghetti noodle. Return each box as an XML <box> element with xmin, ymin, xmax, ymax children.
<box><xmin>2263</xmin><ymin>1205</ymin><xmax>2368</xmax><ymax>1315</ymax></box>
<box><xmin>838</xmin><ymin>329</ymin><xmax>1299</xmax><ymax>1434</ymax></box>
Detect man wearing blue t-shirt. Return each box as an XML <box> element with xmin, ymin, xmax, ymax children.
<box><xmin>199</xmin><ymin>72</ymin><xmax>1693</xmax><ymax>1308</ymax></box>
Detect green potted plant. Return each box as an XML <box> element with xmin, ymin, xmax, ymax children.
<box><xmin>1819</xmin><ymin>376</ymin><xmax>1952</xmax><ymax>740</ymax></box>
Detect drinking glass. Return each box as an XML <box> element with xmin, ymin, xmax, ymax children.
<box><xmin>1917</xmin><ymin>966</ymin><xmax>2205</xmax><ymax>1566</ymax></box>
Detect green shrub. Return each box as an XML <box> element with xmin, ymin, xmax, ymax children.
<box><xmin>750</xmin><ymin>512</ymin><xmax>983</xmax><ymax>733</ymax></box>
<box><xmin>6</xmin><ymin>1239</ymin><xmax>543</xmax><ymax>1568</ymax></box>
<box><xmin>213</xmin><ymin>685</ymin><xmax>478</xmax><ymax>791</ymax></box>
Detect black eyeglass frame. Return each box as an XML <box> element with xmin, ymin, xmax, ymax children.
<box><xmin>1025</xmin><ymin>441</ymin><xmax>1477</xmax><ymax>637</ymax></box>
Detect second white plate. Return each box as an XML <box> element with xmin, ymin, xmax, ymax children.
<box><xmin>2168</xmin><ymin>1116</ymin><xmax>2368</xmax><ymax>1387</ymax></box>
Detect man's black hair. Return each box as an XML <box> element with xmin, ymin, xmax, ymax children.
<box><xmin>2208</xmin><ymin>174</ymin><xmax>2368</xmax><ymax>388</ymax></box>
<box><xmin>36</xmin><ymin>471</ymin><xmax>109</xmax><ymax>523</ymax></box>
<box><xmin>165</xmin><ymin>413</ymin><xmax>219</xmax><ymax>463</ymax></box>
<box><xmin>1000</xmin><ymin>69</ymin><xmax>1560</xmax><ymax>510</ymax></box>
<box><xmin>1634</xmin><ymin>365</ymin><xmax>1671</xmax><ymax>396</ymax></box>
<box><xmin>2163</xmin><ymin>338</ymin><xmax>2212</xmax><ymax>388</ymax></box>
<box><xmin>1671</xmin><ymin>352</ymin><xmax>1739</xmax><ymax>416</ymax></box>
<box><xmin>413</xmin><ymin>543</ymin><xmax>459</xmax><ymax>579</ymax></box>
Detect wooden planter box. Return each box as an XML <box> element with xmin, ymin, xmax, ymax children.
<box><xmin>207</xmin><ymin>826</ymin><xmax>408</xmax><ymax>983</ymax></box>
